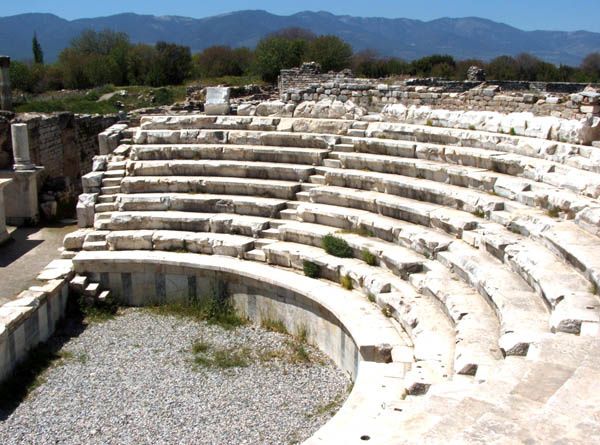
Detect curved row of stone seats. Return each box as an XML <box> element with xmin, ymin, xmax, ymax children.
<box><xmin>363</xmin><ymin>120</ymin><xmax>600</xmax><ymax>170</ymax></box>
<box><xmin>137</xmin><ymin>113</ymin><xmax>600</xmax><ymax>171</ymax></box>
<box><xmin>130</xmin><ymin>144</ymin><xmax>329</xmax><ymax>164</ymax></box>
<box><xmin>88</xmin><ymin>120</ymin><xmax>596</xmax><ymax>344</ymax></box>
<box><xmin>120</xmin><ymin>176</ymin><xmax>301</xmax><ymax>199</ymax></box>
<box><xmin>70</xmin><ymin>250</ymin><xmax>412</xmax><ymax>445</ymax></box>
<box><xmin>291</xmin><ymin>200</ymin><xmax>600</xmax><ymax>342</ymax></box>
<box><xmin>126</xmin><ymin>160</ymin><xmax>316</xmax><ymax>182</ymax></box>
<box><xmin>114</xmin><ymin>193</ymin><xmax>287</xmax><ymax>218</ymax></box>
<box><xmin>95</xmin><ymin>212</ymin><xmax>272</xmax><ymax>237</ymax></box>
<box><xmin>273</xmin><ymin>220</ymin><xmax>502</xmax><ymax>375</ymax></box>
<box><xmin>108</xmin><ymin>119</ymin><xmax>600</xmax><ymax>334</ymax></box>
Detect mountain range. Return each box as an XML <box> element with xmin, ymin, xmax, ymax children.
<box><xmin>1</xmin><ymin>10</ymin><xmax>599</xmax><ymax>66</ymax></box>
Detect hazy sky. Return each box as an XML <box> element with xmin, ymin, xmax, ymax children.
<box><xmin>3</xmin><ymin>0</ymin><xmax>599</xmax><ymax>32</ymax></box>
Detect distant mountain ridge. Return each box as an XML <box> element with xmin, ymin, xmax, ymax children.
<box><xmin>1</xmin><ymin>10</ymin><xmax>599</xmax><ymax>65</ymax></box>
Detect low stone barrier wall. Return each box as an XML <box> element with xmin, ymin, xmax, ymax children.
<box><xmin>279</xmin><ymin>66</ymin><xmax>600</xmax><ymax>120</ymax></box>
<box><xmin>0</xmin><ymin>260</ymin><xmax>73</xmax><ymax>382</ymax></box>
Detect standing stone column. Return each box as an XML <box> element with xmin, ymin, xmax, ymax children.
<box><xmin>11</xmin><ymin>123</ymin><xmax>35</xmax><ymax>171</ymax></box>
<box><xmin>0</xmin><ymin>56</ymin><xmax>11</xmax><ymax>111</ymax></box>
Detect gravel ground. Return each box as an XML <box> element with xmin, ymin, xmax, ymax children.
<box><xmin>0</xmin><ymin>308</ymin><xmax>350</xmax><ymax>445</ymax></box>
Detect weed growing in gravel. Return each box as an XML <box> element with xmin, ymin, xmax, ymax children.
<box><xmin>509</xmin><ymin>127</ymin><xmax>517</xmax><ymax>136</ymax></box>
<box><xmin>149</xmin><ymin>280</ymin><xmax>247</xmax><ymax>330</ymax></box>
<box><xmin>303</xmin><ymin>260</ymin><xmax>320</xmax><ymax>278</ymax></box>
<box><xmin>78</xmin><ymin>292</ymin><xmax>118</xmax><ymax>324</ymax></box>
<box><xmin>289</xmin><ymin>342</ymin><xmax>311</xmax><ymax>363</ymax></box>
<box><xmin>361</xmin><ymin>249</ymin><xmax>377</xmax><ymax>266</ymax></box>
<box><xmin>546</xmin><ymin>207</ymin><xmax>560</xmax><ymax>218</ymax></box>
<box><xmin>381</xmin><ymin>306</ymin><xmax>393</xmax><ymax>318</ymax></box>
<box><xmin>192</xmin><ymin>339</ymin><xmax>211</xmax><ymax>354</ymax></box>
<box><xmin>340</xmin><ymin>274</ymin><xmax>353</xmax><ymax>290</ymax></box>
<box><xmin>307</xmin><ymin>383</ymin><xmax>353</xmax><ymax>419</ymax></box>
<box><xmin>322</xmin><ymin>234</ymin><xmax>353</xmax><ymax>258</ymax></box>
<box><xmin>261</xmin><ymin>318</ymin><xmax>289</xmax><ymax>334</ymax></box>
<box><xmin>367</xmin><ymin>292</ymin><xmax>376</xmax><ymax>303</ymax></box>
<box><xmin>193</xmin><ymin>345</ymin><xmax>251</xmax><ymax>369</ymax></box>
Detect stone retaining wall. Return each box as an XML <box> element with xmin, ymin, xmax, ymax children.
<box><xmin>279</xmin><ymin>66</ymin><xmax>600</xmax><ymax>120</ymax></box>
<box><xmin>0</xmin><ymin>113</ymin><xmax>118</xmax><ymax>192</ymax></box>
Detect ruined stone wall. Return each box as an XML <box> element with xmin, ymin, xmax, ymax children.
<box><xmin>0</xmin><ymin>113</ymin><xmax>117</xmax><ymax>192</ymax></box>
<box><xmin>279</xmin><ymin>68</ymin><xmax>600</xmax><ymax>120</ymax></box>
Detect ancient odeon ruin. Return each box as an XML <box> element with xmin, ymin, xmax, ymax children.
<box><xmin>2</xmin><ymin>77</ymin><xmax>600</xmax><ymax>443</ymax></box>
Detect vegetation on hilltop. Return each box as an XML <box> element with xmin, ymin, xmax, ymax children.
<box><xmin>8</xmin><ymin>27</ymin><xmax>600</xmax><ymax>112</ymax></box>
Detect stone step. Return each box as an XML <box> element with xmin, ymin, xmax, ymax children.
<box><xmin>104</xmin><ymin>169</ymin><xmax>126</xmax><ymax>178</ymax></box>
<box><xmin>333</xmin><ymin>143</ymin><xmax>355</xmax><ymax>152</ymax></box>
<box><xmin>84</xmin><ymin>231</ymin><xmax>110</xmax><ymax>242</ymax></box>
<box><xmin>101</xmin><ymin>178</ymin><xmax>122</xmax><ymax>187</ymax></box>
<box><xmin>126</xmin><ymin>160</ymin><xmax>316</xmax><ymax>182</ymax></box>
<box><xmin>409</xmin><ymin>267</ymin><xmax>502</xmax><ymax>377</ymax></box>
<box><xmin>130</xmin><ymin>144</ymin><xmax>330</xmax><ymax>165</ymax></box>
<box><xmin>95</xmin><ymin>203</ymin><xmax>117</xmax><ymax>213</ymax></box>
<box><xmin>277</xmin><ymin>220</ymin><xmax>425</xmax><ymax>278</ymax></box>
<box><xmin>82</xmin><ymin>241</ymin><xmax>108</xmax><ymax>251</ymax></box>
<box><xmin>300</xmin><ymin>183</ymin><xmax>320</xmax><ymax>191</ymax></box>
<box><xmin>294</xmin><ymin>201</ymin><xmax>454</xmax><ymax>257</ymax></box>
<box><xmin>244</xmin><ymin>249</ymin><xmax>266</xmax><ymax>262</ymax></box>
<box><xmin>308</xmin><ymin>185</ymin><xmax>481</xmax><ymax>237</ymax></box>
<box><xmin>279</xmin><ymin>209</ymin><xmax>298</xmax><ymax>221</ymax></box>
<box><xmin>325</xmin><ymin>168</ymin><xmax>506</xmax><ymax>215</ymax></box>
<box><xmin>260</xmin><ymin>228</ymin><xmax>281</xmax><ymax>240</ymax></box>
<box><xmin>135</xmin><ymin>129</ymin><xmax>341</xmax><ymax>150</ymax></box>
<box><xmin>437</xmin><ymin>242</ymin><xmax>550</xmax><ymax>356</ymax></box>
<box><xmin>115</xmin><ymin>193</ymin><xmax>288</xmax><ymax>218</ymax></box>
<box><xmin>100</xmin><ymin>186</ymin><xmax>121</xmax><ymax>195</ymax></box>
<box><xmin>296</xmin><ymin>191</ymin><xmax>311</xmax><ymax>202</ymax></box>
<box><xmin>322</xmin><ymin>159</ymin><xmax>343</xmax><ymax>168</ymax></box>
<box><xmin>347</xmin><ymin>129</ymin><xmax>366</xmax><ymax>137</ymax></box>
<box><xmin>286</xmin><ymin>201</ymin><xmax>301</xmax><ymax>210</ymax></box>
<box><xmin>309</xmin><ymin>174</ymin><xmax>326</xmax><ymax>185</ymax></box>
<box><xmin>106</xmin><ymin>230</ymin><xmax>255</xmax><ymax>257</ymax></box>
<box><xmin>101</xmin><ymin>211</ymin><xmax>271</xmax><ymax>237</ymax></box>
<box><xmin>120</xmin><ymin>176</ymin><xmax>301</xmax><ymax>200</ymax></box>
<box><xmin>107</xmin><ymin>161</ymin><xmax>127</xmax><ymax>171</ymax></box>
<box><xmin>98</xmin><ymin>195</ymin><xmax>117</xmax><ymax>203</ymax></box>
<box><xmin>254</xmin><ymin>239</ymin><xmax>278</xmax><ymax>248</ymax></box>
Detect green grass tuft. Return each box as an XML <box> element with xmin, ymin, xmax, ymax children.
<box><xmin>322</xmin><ymin>234</ymin><xmax>353</xmax><ymax>258</ymax></box>
<box><xmin>261</xmin><ymin>318</ymin><xmax>288</xmax><ymax>334</ymax></box>
<box><xmin>340</xmin><ymin>274</ymin><xmax>353</xmax><ymax>290</ymax></box>
<box><xmin>361</xmin><ymin>249</ymin><xmax>377</xmax><ymax>266</ymax></box>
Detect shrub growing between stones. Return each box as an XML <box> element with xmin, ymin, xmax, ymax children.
<box><xmin>303</xmin><ymin>260</ymin><xmax>320</xmax><ymax>278</ymax></box>
<box><xmin>322</xmin><ymin>235</ymin><xmax>353</xmax><ymax>258</ymax></box>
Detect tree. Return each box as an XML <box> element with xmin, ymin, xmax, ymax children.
<box><xmin>32</xmin><ymin>33</ymin><xmax>44</xmax><ymax>65</ymax></box>
<box><xmin>254</xmin><ymin>35</ymin><xmax>308</xmax><ymax>83</ymax></box>
<box><xmin>581</xmin><ymin>52</ymin><xmax>600</xmax><ymax>82</ymax></box>
<box><xmin>306</xmin><ymin>35</ymin><xmax>353</xmax><ymax>72</ymax></box>
<box><xmin>149</xmin><ymin>42</ymin><xmax>192</xmax><ymax>86</ymax></box>
<box><xmin>486</xmin><ymin>55</ymin><xmax>518</xmax><ymax>80</ymax></box>
<box><xmin>411</xmin><ymin>55</ymin><xmax>456</xmax><ymax>77</ymax></box>
<box><xmin>193</xmin><ymin>46</ymin><xmax>253</xmax><ymax>78</ymax></box>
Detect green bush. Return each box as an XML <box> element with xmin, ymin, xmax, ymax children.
<box><xmin>303</xmin><ymin>260</ymin><xmax>320</xmax><ymax>278</ymax></box>
<box><xmin>362</xmin><ymin>250</ymin><xmax>377</xmax><ymax>266</ymax></box>
<box><xmin>322</xmin><ymin>235</ymin><xmax>353</xmax><ymax>258</ymax></box>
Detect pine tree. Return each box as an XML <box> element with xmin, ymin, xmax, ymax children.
<box><xmin>32</xmin><ymin>33</ymin><xmax>44</xmax><ymax>65</ymax></box>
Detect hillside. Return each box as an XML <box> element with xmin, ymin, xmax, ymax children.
<box><xmin>1</xmin><ymin>10</ymin><xmax>599</xmax><ymax>65</ymax></box>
